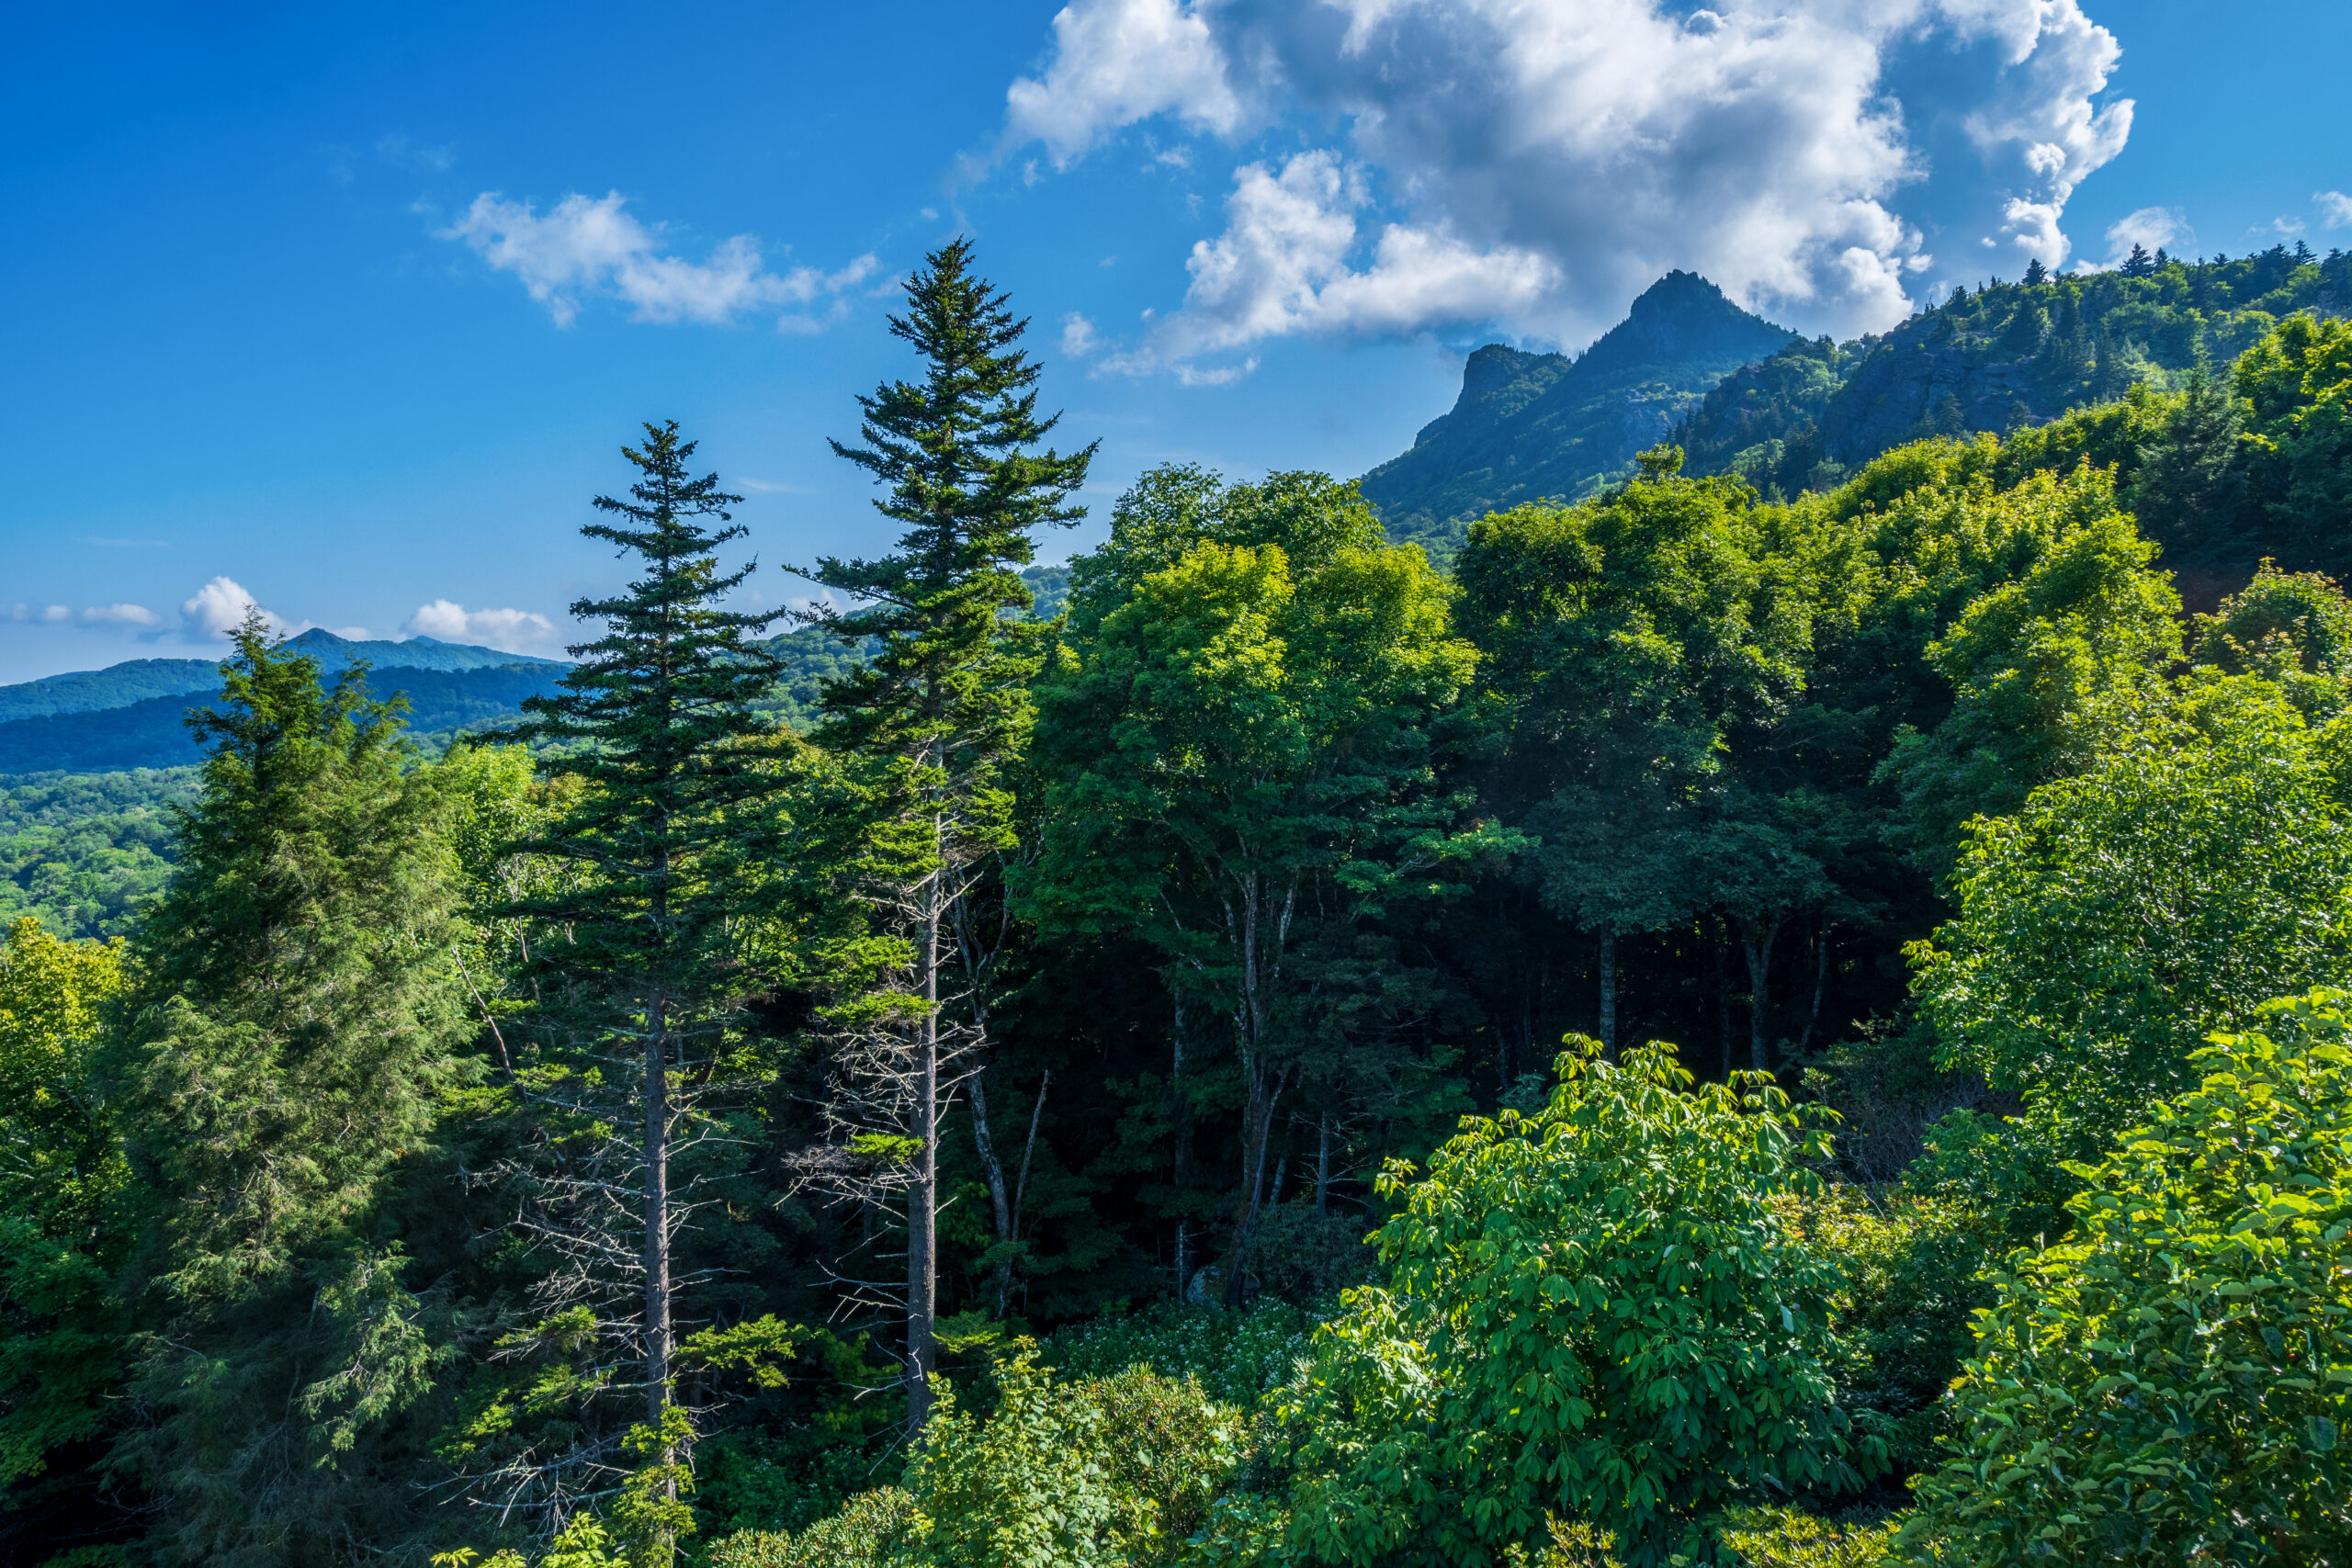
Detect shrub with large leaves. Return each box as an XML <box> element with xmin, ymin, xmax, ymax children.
<box><xmin>702</xmin><ymin>1346</ymin><xmax>1242</xmax><ymax>1568</ymax></box>
<box><xmin>1281</xmin><ymin>1040</ymin><xmax>1863</xmax><ymax>1568</ymax></box>
<box><xmin>1905</xmin><ymin>989</ymin><xmax>2352</xmax><ymax>1563</ymax></box>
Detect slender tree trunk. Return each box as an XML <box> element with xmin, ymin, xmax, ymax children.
<box><xmin>1224</xmin><ymin>1062</ymin><xmax>1283</xmax><ymax>1308</ymax></box>
<box><xmin>1597</xmin><ymin>931</ymin><xmax>1618</xmax><ymax>1055</ymax></box>
<box><xmin>1224</xmin><ymin>874</ymin><xmax>1293</xmax><ymax>1308</ymax></box>
<box><xmin>644</xmin><ymin>993</ymin><xmax>671</xmax><ymax>1429</ymax></box>
<box><xmin>1012</xmin><ymin>1071</ymin><xmax>1049</xmax><ymax>1240</ymax></box>
<box><xmin>968</xmin><ymin>1072</ymin><xmax>1015</xmax><ymax>1310</ymax></box>
<box><xmin>1170</xmin><ymin>997</ymin><xmax>1190</xmax><ymax>1297</ymax></box>
<box><xmin>1714</xmin><ymin>919</ymin><xmax>1735</xmax><ymax>1081</ymax></box>
<box><xmin>907</xmin><ymin>864</ymin><xmax>940</xmax><ymax>1441</ymax></box>
<box><xmin>1742</xmin><ymin>918</ymin><xmax>1782</xmax><ymax>1074</ymax></box>
<box><xmin>1314</xmin><ymin>1113</ymin><xmax>1331</xmax><ymax>1217</ymax></box>
<box><xmin>1795</xmin><ymin>930</ymin><xmax>1830</xmax><ymax>1058</ymax></box>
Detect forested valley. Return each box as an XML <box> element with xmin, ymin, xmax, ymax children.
<box><xmin>6</xmin><ymin>237</ymin><xmax>2352</xmax><ymax>1568</ymax></box>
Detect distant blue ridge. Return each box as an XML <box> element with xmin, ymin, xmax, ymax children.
<box><xmin>0</xmin><ymin>631</ymin><xmax>571</xmax><ymax>773</ymax></box>
<box><xmin>0</xmin><ymin>628</ymin><xmax>566</xmax><ymax>725</ymax></box>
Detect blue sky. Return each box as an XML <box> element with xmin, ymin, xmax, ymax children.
<box><xmin>2</xmin><ymin>0</ymin><xmax>2346</xmax><ymax>682</ymax></box>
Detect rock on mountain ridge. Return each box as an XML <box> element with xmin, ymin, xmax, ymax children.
<box><xmin>1359</xmin><ymin>271</ymin><xmax>1797</xmax><ymax>557</ymax></box>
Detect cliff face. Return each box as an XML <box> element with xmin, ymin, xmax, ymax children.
<box><xmin>1360</xmin><ymin>272</ymin><xmax>1795</xmax><ymax>557</ymax></box>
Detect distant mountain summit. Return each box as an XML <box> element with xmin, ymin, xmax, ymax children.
<box><xmin>0</xmin><ymin>629</ymin><xmax>562</xmax><ymax>726</ymax></box>
<box><xmin>0</xmin><ymin>630</ymin><xmax>570</xmax><ymax>773</ymax></box>
<box><xmin>1360</xmin><ymin>271</ymin><xmax>1796</xmax><ymax>555</ymax></box>
<box><xmin>278</xmin><ymin>626</ymin><xmax>566</xmax><ymax>673</ymax></box>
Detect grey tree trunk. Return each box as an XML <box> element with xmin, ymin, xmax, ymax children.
<box><xmin>1170</xmin><ymin>998</ymin><xmax>1190</xmax><ymax>1296</ymax></box>
<box><xmin>1742</xmin><ymin>918</ymin><xmax>1783</xmax><ymax>1074</ymax></box>
<box><xmin>1223</xmin><ymin>1062</ymin><xmax>1282</xmax><ymax>1309</ymax></box>
<box><xmin>1597</xmin><ymin>931</ymin><xmax>1618</xmax><ymax>1055</ymax></box>
<box><xmin>1795</xmin><ymin>930</ymin><xmax>1829</xmax><ymax>1058</ymax></box>
<box><xmin>644</xmin><ymin>993</ymin><xmax>671</xmax><ymax>1429</ymax></box>
<box><xmin>906</xmin><ymin>872</ymin><xmax>940</xmax><ymax>1441</ymax></box>
<box><xmin>968</xmin><ymin>1072</ymin><xmax>1013</xmax><ymax>1303</ymax></box>
<box><xmin>1314</xmin><ymin>1113</ymin><xmax>1331</xmax><ymax>1217</ymax></box>
<box><xmin>1715</xmin><ymin>919</ymin><xmax>1736</xmax><ymax>1080</ymax></box>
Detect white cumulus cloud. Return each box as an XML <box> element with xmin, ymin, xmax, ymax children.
<box><xmin>403</xmin><ymin>600</ymin><xmax>563</xmax><ymax>656</ymax></box>
<box><xmin>1101</xmin><ymin>152</ymin><xmax>1552</xmax><ymax>375</ymax></box>
<box><xmin>996</xmin><ymin>0</ymin><xmax>2135</xmax><ymax>362</ymax></box>
<box><xmin>1003</xmin><ymin>0</ymin><xmax>1242</xmax><ymax>168</ymax></box>
<box><xmin>443</xmin><ymin>191</ymin><xmax>878</xmax><ymax>330</ymax></box>
<box><xmin>2319</xmin><ymin>191</ymin><xmax>2352</xmax><ymax>231</ymax></box>
<box><xmin>181</xmin><ymin>576</ymin><xmax>299</xmax><ymax>640</ymax></box>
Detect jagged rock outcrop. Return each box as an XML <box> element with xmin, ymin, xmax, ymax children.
<box><xmin>1360</xmin><ymin>272</ymin><xmax>1795</xmax><ymax>556</ymax></box>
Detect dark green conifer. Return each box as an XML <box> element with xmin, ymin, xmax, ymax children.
<box><xmin>792</xmin><ymin>238</ymin><xmax>1092</xmax><ymax>1437</ymax></box>
<box><xmin>103</xmin><ymin>616</ymin><xmax>471</xmax><ymax>1562</ymax></box>
<box><xmin>489</xmin><ymin>420</ymin><xmax>796</xmax><ymax>1537</ymax></box>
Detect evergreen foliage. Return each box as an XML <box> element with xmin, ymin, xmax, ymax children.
<box><xmin>98</xmin><ymin>616</ymin><xmax>475</xmax><ymax>1562</ymax></box>
<box><xmin>461</xmin><ymin>420</ymin><xmax>798</xmax><ymax>1544</ymax></box>
<box><xmin>789</xmin><ymin>238</ymin><xmax>1093</xmax><ymax>1437</ymax></box>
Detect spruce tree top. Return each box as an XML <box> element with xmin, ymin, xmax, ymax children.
<box><xmin>795</xmin><ymin>238</ymin><xmax>1095</xmax><ymax>749</ymax></box>
<box><xmin>502</xmin><ymin>420</ymin><xmax>792</xmax><ymax>968</ymax></box>
<box><xmin>514</xmin><ymin>420</ymin><xmax>786</xmax><ymax>778</ymax></box>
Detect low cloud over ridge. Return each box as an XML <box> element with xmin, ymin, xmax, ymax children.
<box><xmin>1005</xmin><ymin>0</ymin><xmax>2134</xmax><ymax>369</ymax></box>
<box><xmin>403</xmin><ymin>600</ymin><xmax>562</xmax><ymax>656</ymax></box>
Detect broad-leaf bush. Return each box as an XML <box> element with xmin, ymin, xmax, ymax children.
<box><xmin>1792</xmin><ymin>1190</ymin><xmax>1996</xmax><ymax>1476</ymax></box>
<box><xmin>1279</xmin><ymin>1040</ymin><xmax>1866</xmax><ymax>1568</ymax></box>
<box><xmin>1905</xmin><ymin>989</ymin><xmax>2352</xmax><ymax>1563</ymax></box>
<box><xmin>704</xmin><ymin>1347</ymin><xmax>1241</xmax><ymax>1568</ymax></box>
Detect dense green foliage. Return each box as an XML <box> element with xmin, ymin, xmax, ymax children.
<box><xmin>1277</xmin><ymin>1042</ymin><xmax>1855</xmax><ymax>1568</ymax></box>
<box><xmin>7</xmin><ymin>260</ymin><xmax>2352</xmax><ymax>1568</ymax></box>
<box><xmin>0</xmin><ymin>769</ymin><xmax>191</xmax><ymax>938</ymax></box>
<box><xmin>1908</xmin><ymin>990</ymin><xmax>2352</xmax><ymax>1563</ymax></box>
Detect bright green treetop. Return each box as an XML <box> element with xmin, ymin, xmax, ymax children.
<box><xmin>1912</xmin><ymin>672</ymin><xmax>2352</xmax><ymax>1177</ymax></box>
<box><xmin>1281</xmin><ymin>1040</ymin><xmax>1860</xmax><ymax>1568</ymax></box>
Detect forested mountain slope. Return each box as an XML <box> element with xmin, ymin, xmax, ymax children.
<box><xmin>1358</xmin><ymin>271</ymin><xmax>1794</xmax><ymax>556</ymax></box>
<box><xmin>1367</xmin><ymin>243</ymin><xmax>2352</xmax><ymax>581</ymax></box>
<box><xmin>1675</xmin><ymin>242</ymin><xmax>2352</xmax><ymax>502</ymax></box>
<box><xmin>0</xmin><ymin>658</ymin><xmax>570</xmax><ymax>772</ymax></box>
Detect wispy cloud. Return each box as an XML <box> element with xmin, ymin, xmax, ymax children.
<box><xmin>402</xmin><ymin>599</ymin><xmax>563</xmax><ymax>655</ymax></box>
<box><xmin>7</xmin><ymin>604</ymin><xmax>72</xmax><ymax>624</ymax></box>
<box><xmin>2099</xmin><ymin>206</ymin><xmax>2192</xmax><ymax>265</ymax></box>
<box><xmin>81</xmin><ymin>604</ymin><xmax>161</xmax><ymax>626</ymax></box>
<box><xmin>442</xmin><ymin>190</ymin><xmax>878</xmax><ymax>330</ymax></box>
<box><xmin>377</xmin><ymin>133</ymin><xmax>456</xmax><ymax>172</ymax></box>
<box><xmin>2319</xmin><ymin>191</ymin><xmax>2352</xmax><ymax>231</ymax></box>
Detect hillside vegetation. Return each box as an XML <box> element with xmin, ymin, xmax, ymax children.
<box><xmin>4</xmin><ymin>243</ymin><xmax>2352</xmax><ymax>1568</ymax></box>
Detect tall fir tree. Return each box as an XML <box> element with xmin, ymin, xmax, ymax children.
<box><xmin>483</xmin><ymin>422</ymin><xmax>796</xmax><ymax>1544</ymax></box>
<box><xmin>792</xmin><ymin>238</ymin><xmax>1092</xmax><ymax>1438</ymax></box>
